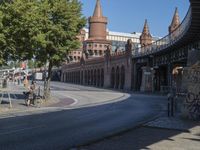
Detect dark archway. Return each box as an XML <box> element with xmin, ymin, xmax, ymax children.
<box><xmin>120</xmin><ymin>66</ymin><xmax>125</xmax><ymax>89</ymax></box>
<box><xmin>115</xmin><ymin>66</ymin><xmax>120</xmax><ymax>89</ymax></box>
<box><xmin>97</xmin><ymin>69</ymin><xmax>100</xmax><ymax>87</ymax></box>
<box><xmin>70</xmin><ymin>72</ymin><xmax>73</xmax><ymax>83</ymax></box>
<box><xmin>74</xmin><ymin>71</ymin><xmax>77</xmax><ymax>84</ymax></box>
<box><xmin>91</xmin><ymin>70</ymin><xmax>94</xmax><ymax>86</ymax></box>
<box><xmin>85</xmin><ymin>70</ymin><xmax>87</xmax><ymax>85</ymax></box>
<box><xmin>94</xmin><ymin>69</ymin><xmax>97</xmax><ymax>86</ymax></box>
<box><xmin>136</xmin><ymin>64</ymin><xmax>144</xmax><ymax>91</ymax></box>
<box><xmin>76</xmin><ymin>71</ymin><xmax>78</xmax><ymax>84</ymax></box>
<box><xmin>101</xmin><ymin>68</ymin><xmax>104</xmax><ymax>87</ymax></box>
<box><xmin>111</xmin><ymin>67</ymin><xmax>115</xmax><ymax>88</ymax></box>
<box><xmin>78</xmin><ymin>71</ymin><xmax>80</xmax><ymax>84</ymax></box>
<box><xmin>88</xmin><ymin>70</ymin><xmax>90</xmax><ymax>85</ymax></box>
<box><xmin>158</xmin><ymin>66</ymin><xmax>168</xmax><ymax>91</ymax></box>
<box><xmin>73</xmin><ymin>72</ymin><xmax>75</xmax><ymax>83</ymax></box>
<box><xmin>71</xmin><ymin>72</ymin><xmax>73</xmax><ymax>83</ymax></box>
<box><xmin>65</xmin><ymin>73</ymin><xmax>67</xmax><ymax>82</ymax></box>
<box><xmin>74</xmin><ymin>72</ymin><xmax>76</xmax><ymax>84</ymax></box>
<box><xmin>81</xmin><ymin>71</ymin><xmax>83</xmax><ymax>84</ymax></box>
<box><xmin>68</xmin><ymin>72</ymin><xmax>71</xmax><ymax>83</ymax></box>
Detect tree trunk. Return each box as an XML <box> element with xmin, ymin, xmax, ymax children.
<box><xmin>44</xmin><ymin>61</ymin><xmax>52</xmax><ymax>100</ymax></box>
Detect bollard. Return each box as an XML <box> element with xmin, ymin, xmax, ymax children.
<box><xmin>167</xmin><ymin>93</ymin><xmax>171</xmax><ymax>117</ymax></box>
<box><xmin>2</xmin><ymin>79</ymin><xmax>7</xmax><ymax>88</ymax></box>
<box><xmin>167</xmin><ymin>92</ymin><xmax>175</xmax><ymax>117</ymax></box>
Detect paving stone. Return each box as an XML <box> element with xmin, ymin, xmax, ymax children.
<box><xmin>79</xmin><ymin>116</ymin><xmax>200</xmax><ymax>150</ymax></box>
<box><xmin>144</xmin><ymin>115</ymin><xmax>199</xmax><ymax>131</ymax></box>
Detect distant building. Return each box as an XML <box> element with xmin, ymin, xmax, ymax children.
<box><xmin>68</xmin><ymin>28</ymin><xmax>159</xmax><ymax>62</ymax></box>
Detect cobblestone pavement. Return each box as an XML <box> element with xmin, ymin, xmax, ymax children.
<box><xmin>77</xmin><ymin>115</ymin><xmax>200</xmax><ymax>150</ymax></box>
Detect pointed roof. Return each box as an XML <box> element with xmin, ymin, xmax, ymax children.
<box><xmin>140</xmin><ymin>19</ymin><xmax>152</xmax><ymax>46</ymax></box>
<box><xmin>171</xmin><ymin>7</ymin><xmax>180</xmax><ymax>27</ymax></box>
<box><xmin>93</xmin><ymin>0</ymin><xmax>103</xmax><ymax>17</ymax></box>
<box><xmin>142</xmin><ymin>19</ymin><xmax>150</xmax><ymax>35</ymax></box>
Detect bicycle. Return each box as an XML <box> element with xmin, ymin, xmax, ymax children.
<box><xmin>23</xmin><ymin>86</ymin><xmax>45</xmax><ymax>108</ymax></box>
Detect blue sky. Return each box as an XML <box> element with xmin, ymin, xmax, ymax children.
<box><xmin>80</xmin><ymin>0</ymin><xmax>190</xmax><ymax>37</ymax></box>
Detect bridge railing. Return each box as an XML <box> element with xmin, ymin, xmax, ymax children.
<box><xmin>133</xmin><ymin>7</ymin><xmax>192</xmax><ymax>58</ymax></box>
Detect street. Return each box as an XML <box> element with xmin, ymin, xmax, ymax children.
<box><xmin>0</xmin><ymin>82</ymin><xmax>166</xmax><ymax>150</ymax></box>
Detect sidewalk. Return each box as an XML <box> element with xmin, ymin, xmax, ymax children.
<box><xmin>0</xmin><ymin>82</ymin><xmax>60</xmax><ymax>117</ymax></box>
<box><xmin>76</xmin><ymin>114</ymin><xmax>200</xmax><ymax>150</ymax></box>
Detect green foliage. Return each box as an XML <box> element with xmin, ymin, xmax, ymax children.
<box><xmin>0</xmin><ymin>0</ymin><xmax>86</xmax><ymax>68</ymax></box>
<box><xmin>0</xmin><ymin>10</ymin><xmax>6</xmax><ymax>65</ymax></box>
<box><xmin>33</xmin><ymin>0</ymin><xmax>86</xmax><ymax>67</ymax></box>
<box><xmin>27</xmin><ymin>59</ymin><xmax>34</xmax><ymax>69</ymax></box>
<box><xmin>0</xmin><ymin>0</ymin><xmax>39</xmax><ymax>62</ymax></box>
<box><xmin>0</xmin><ymin>0</ymin><xmax>86</xmax><ymax>98</ymax></box>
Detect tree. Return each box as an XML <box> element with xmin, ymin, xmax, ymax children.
<box><xmin>0</xmin><ymin>9</ymin><xmax>6</xmax><ymax>65</ymax></box>
<box><xmin>33</xmin><ymin>0</ymin><xmax>86</xmax><ymax>98</ymax></box>
<box><xmin>0</xmin><ymin>0</ymin><xmax>39</xmax><ymax>63</ymax></box>
<box><xmin>0</xmin><ymin>0</ymin><xmax>86</xmax><ymax>99</ymax></box>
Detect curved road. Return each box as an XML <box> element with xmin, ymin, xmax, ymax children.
<box><xmin>0</xmin><ymin>82</ymin><xmax>166</xmax><ymax>150</ymax></box>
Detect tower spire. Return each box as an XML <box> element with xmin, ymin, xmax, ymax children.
<box><xmin>93</xmin><ymin>0</ymin><xmax>103</xmax><ymax>17</ymax></box>
<box><xmin>142</xmin><ymin>19</ymin><xmax>150</xmax><ymax>35</ymax></box>
<box><xmin>140</xmin><ymin>19</ymin><xmax>152</xmax><ymax>47</ymax></box>
<box><xmin>85</xmin><ymin>0</ymin><xmax>111</xmax><ymax>58</ymax></box>
<box><xmin>88</xmin><ymin>0</ymin><xmax>107</xmax><ymax>40</ymax></box>
<box><xmin>169</xmin><ymin>7</ymin><xmax>180</xmax><ymax>33</ymax></box>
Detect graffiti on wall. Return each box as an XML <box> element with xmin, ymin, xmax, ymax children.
<box><xmin>185</xmin><ymin>92</ymin><xmax>200</xmax><ymax>120</ymax></box>
<box><xmin>184</xmin><ymin>63</ymin><xmax>200</xmax><ymax>120</ymax></box>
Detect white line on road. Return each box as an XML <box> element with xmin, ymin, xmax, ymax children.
<box><xmin>67</xmin><ymin>95</ymin><xmax>78</xmax><ymax>106</ymax></box>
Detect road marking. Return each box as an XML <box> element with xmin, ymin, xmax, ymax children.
<box><xmin>68</xmin><ymin>96</ymin><xmax>78</xmax><ymax>106</ymax></box>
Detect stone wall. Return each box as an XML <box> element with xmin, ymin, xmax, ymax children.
<box><xmin>182</xmin><ymin>62</ymin><xmax>200</xmax><ymax>120</ymax></box>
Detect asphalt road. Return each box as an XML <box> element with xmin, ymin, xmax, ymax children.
<box><xmin>0</xmin><ymin>82</ymin><xmax>166</xmax><ymax>150</ymax></box>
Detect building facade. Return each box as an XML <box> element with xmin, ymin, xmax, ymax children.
<box><xmin>62</xmin><ymin>0</ymin><xmax>200</xmax><ymax>94</ymax></box>
<box><xmin>67</xmin><ymin>0</ymin><xmax>159</xmax><ymax>63</ymax></box>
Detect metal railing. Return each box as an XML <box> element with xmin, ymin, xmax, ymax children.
<box><xmin>133</xmin><ymin>7</ymin><xmax>192</xmax><ymax>58</ymax></box>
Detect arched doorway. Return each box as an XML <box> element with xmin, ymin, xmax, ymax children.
<box><xmin>78</xmin><ymin>71</ymin><xmax>80</xmax><ymax>84</ymax></box>
<box><xmin>65</xmin><ymin>73</ymin><xmax>67</xmax><ymax>82</ymax></box>
<box><xmin>91</xmin><ymin>70</ymin><xmax>94</xmax><ymax>86</ymax></box>
<box><xmin>111</xmin><ymin>67</ymin><xmax>115</xmax><ymax>88</ymax></box>
<box><xmin>120</xmin><ymin>66</ymin><xmax>125</xmax><ymax>89</ymax></box>
<box><xmin>72</xmin><ymin>72</ymin><xmax>74</xmax><ymax>83</ymax></box>
<box><xmin>101</xmin><ymin>68</ymin><xmax>104</xmax><ymax>87</ymax></box>
<box><xmin>97</xmin><ymin>69</ymin><xmax>100</xmax><ymax>87</ymax></box>
<box><xmin>69</xmin><ymin>72</ymin><xmax>71</xmax><ymax>82</ymax></box>
<box><xmin>94</xmin><ymin>69</ymin><xmax>97</xmax><ymax>86</ymax></box>
<box><xmin>81</xmin><ymin>71</ymin><xmax>83</xmax><ymax>84</ymax></box>
<box><xmin>88</xmin><ymin>70</ymin><xmax>90</xmax><ymax>85</ymax></box>
<box><xmin>115</xmin><ymin>66</ymin><xmax>120</xmax><ymax>89</ymax></box>
<box><xmin>70</xmin><ymin>72</ymin><xmax>72</xmax><ymax>83</ymax></box>
<box><xmin>85</xmin><ymin>70</ymin><xmax>87</xmax><ymax>85</ymax></box>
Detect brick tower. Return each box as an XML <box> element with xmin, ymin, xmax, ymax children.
<box><xmin>84</xmin><ymin>0</ymin><xmax>111</xmax><ymax>58</ymax></box>
<box><xmin>140</xmin><ymin>19</ymin><xmax>152</xmax><ymax>47</ymax></box>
